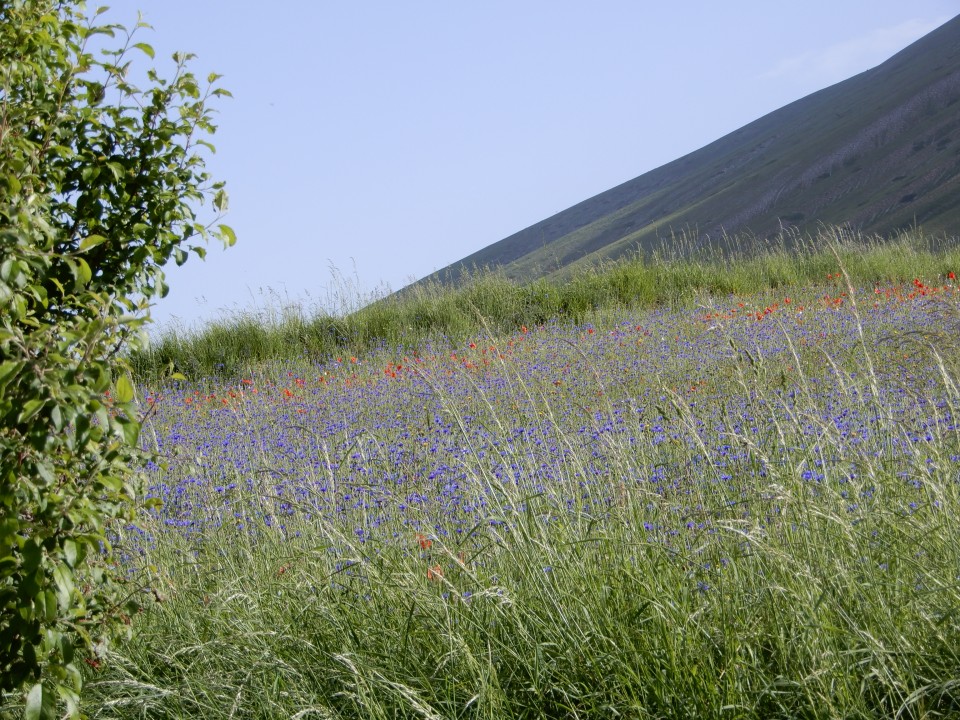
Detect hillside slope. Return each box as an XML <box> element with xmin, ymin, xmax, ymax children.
<box><xmin>423</xmin><ymin>14</ymin><xmax>960</xmax><ymax>285</ymax></box>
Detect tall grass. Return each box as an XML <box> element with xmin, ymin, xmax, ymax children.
<box><xmin>63</xmin><ymin>257</ymin><xmax>960</xmax><ymax>718</ymax></box>
<box><xmin>131</xmin><ymin>226</ymin><xmax>960</xmax><ymax>384</ymax></box>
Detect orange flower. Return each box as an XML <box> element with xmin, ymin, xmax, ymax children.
<box><xmin>416</xmin><ymin>533</ymin><xmax>432</xmax><ymax>550</ymax></box>
<box><xmin>427</xmin><ymin>564</ymin><xmax>442</xmax><ymax>581</ymax></box>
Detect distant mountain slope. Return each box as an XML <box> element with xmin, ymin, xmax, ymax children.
<box><xmin>422</xmin><ymin>14</ymin><xmax>960</xmax><ymax>286</ymax></box>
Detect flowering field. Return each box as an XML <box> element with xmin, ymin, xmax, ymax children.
<box><xmin>89</xmin><ymin>275</ymin><xmax>960</xmax><ymax>718</ymax></box>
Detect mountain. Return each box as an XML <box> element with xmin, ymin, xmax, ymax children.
<box><xmin>421</xmin><ymin>14</ymin><xmax>960</xmax><ymax>286</ymax></box>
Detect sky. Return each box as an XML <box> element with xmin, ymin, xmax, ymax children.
<box><xmin>102</xmin><ymin>1</ymin><xmax>957</xmax><ymax>332</ymax></box>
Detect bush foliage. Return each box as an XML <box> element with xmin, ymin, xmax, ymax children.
<box><xmin>0</xmin><ymin>2</ymin><xmax>231</xmax><ymax>716</ymax></box>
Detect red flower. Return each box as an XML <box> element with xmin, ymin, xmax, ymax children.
<box><xmin>949</xmin><ymin>271</ymin><xmax>956</xmax><ymax>280</ymax></box>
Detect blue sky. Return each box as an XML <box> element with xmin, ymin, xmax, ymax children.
<box><xmin>109</xmin><ymin>2</ymin><xmax>956</xmax><ymax>331</ymax></box>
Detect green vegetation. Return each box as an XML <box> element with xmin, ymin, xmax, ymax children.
<box><xmin>2</xmin><ymin>3</ymin><xmax>957</xmax><ymax>716</ymax></box>
<box><xmin>68</xmin><ymin>239</ymin><xmax>960</xmax><ymax>718</ymax></box>
<box><xmin>0</xmin><ymin>3</ymin><xmax>230</xmax><ymax>717</ymax></box>
<box><xmin>135</xmin><ymin>226</ymin><xmax>960</xmax><ymax>382</ymax></box>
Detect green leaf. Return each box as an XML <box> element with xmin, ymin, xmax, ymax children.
<box><xmin>218</xmin><ymin>223</ymin><xmax>237</xmax><ymax>247</ymax></box>
<box><xmin>133</xmin><ymin>42</ymin><xmax>155</xmax><ymax>59</ymax></box>
<box><xmin>0</xmin><ymin>360</ymin><xmax>22</xmax><ymax>392</ymax></box>
<box><xmin>213</xmin><ymin>188</ymin><xmax>228</xmax><ymax>213</ymax></box>
<box><xmin>25</xmin><ymin>682</ymin><xmax>55</xmax><ymax>720</ymax></box>
<box><xmin>58</xmin><ymin>682</ymin><xmax>81</xmax><ymax>718</ymax></box>
<box><xmin>50</xmin><ymin>405</ymin><xmax>63</xmax><ymax>431</ymax></box>
<box><xmin>23</xmin><ymin>540</ymin><xmax>42</xmax><ymax>572</ymax></box>
<box><xmin>35</xmin><ymin>461</ymin><xmax>55</xmax><ymax>485</ymax></box>
<box><xmin>79</xmin><ymin>234</ymin><xmax>107</xmax><ymax>251</ymax></box>
<box><xmin>53</xmin><ymin>564</ymin><xmax>75</xmax><ymax>607</ymax></box>
<box><xmin>115</xmin><ymin>374</ymin><xmax>135</xmax><ymax>404</ymax></box>
<box><xmin>105</xmin><ymin>162</ymin><xmax>124</xmax><ymax>181</ymax></box>
<box><xmin>60</xmin><ymin>634</ymin><xmax>76</xmax><ymax>666</ymax></box>
<box><xmin>97</xmin><ymin>475</ymin><xmax>124</xmax><ymax>493</ymax></box>
<box><xmin>20</xmin><ymin>399</ymin><xmax>45</xmax><ymax>424</ymax></box>
<box><xmin>76</xmin><ymin>258</ymin><xmax>92</xmax><ymax>286</ymax></box>
<box><xmin>63</xmin><ymin>540</ymin><xmax>78</xmax><ymax>568</ymax></box>
<box><xmin>34</xmin><ymin>590</ymin><xmax>48</xmax><ymax>619</ymax></box>
<box><xmin>64</xmin><ymin>258</ymin><xmax>92</xmax><ymax>288</ymax></box>
<box><xmin>81</xmin><ymin>165</ymin><xmax>100</xmax><ymax>183</ymax></box>
<box><xmin>43</xmin><ymin>590</ymin><xmax>58</xmax><ymax>622</ymax></box>
<box><xmin>116</xmin><ymin>417</ymin><xmax>141</xmax><ymax>446</ymax></box>
<box><xmin>3</xmin><ymin>174</ymin><xmax>22</xmax><ymax>194</ymax></box>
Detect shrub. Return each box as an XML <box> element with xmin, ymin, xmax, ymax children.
<box><xmin>0</xmin><ymin>2</ymin><xmax>232</xmax><ymax>716</ymax></box>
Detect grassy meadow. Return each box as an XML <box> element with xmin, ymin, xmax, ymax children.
<box><xmin>63</xmin><ymin>229</ymin><xmax>960</xmax><ymax>718</ymax></box>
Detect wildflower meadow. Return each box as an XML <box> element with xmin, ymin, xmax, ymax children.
<box><xmin>65</xmin><ymin>235</ymin><xmax>960</xmax><ymax>718</ymax></box>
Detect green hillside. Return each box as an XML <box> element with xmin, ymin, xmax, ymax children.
<box><xmin>421</xmin><ymin>14</ymin><xmax>960</xmax><ymax>287</ymax></box>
